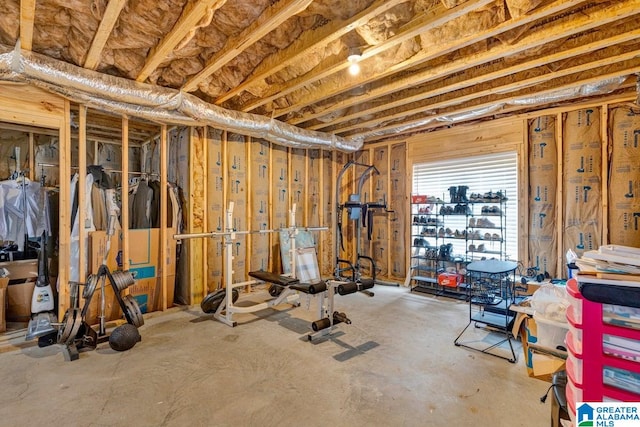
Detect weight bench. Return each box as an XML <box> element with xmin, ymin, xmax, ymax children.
<box><xmin>248</xmin><ymin>245</ymin><xmax>374</xmax><ymax>340</ymax></box>
<box><xmin>248</xmin><ymin>270</ymin><xmax>327</xmax><ymax>295</ymax></box>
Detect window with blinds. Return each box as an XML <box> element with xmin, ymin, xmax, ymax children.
<box><xmin>412</xmin><ymin>151</ymin><xmax>519</xmax><ymax>261</ymax></box>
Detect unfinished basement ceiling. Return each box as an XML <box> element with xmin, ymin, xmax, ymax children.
<box><xmin>0</xmin><ymin>0</ymin><xmax>638</xmax><ymax>144</ymax></box>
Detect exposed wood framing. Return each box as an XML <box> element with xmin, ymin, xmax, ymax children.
<box><xmin>346</xmin><ymin>53</ymin><xmax>640</xmax><ymax>139</ymax></box>
<box><xmin>121</xmin><ymin>116</ymin><xmax>130</xmax><ymax>272</ymax></box>
<box><xmin>28</xmin><ymin>132</ymin><xmax>34</xmax><ymax>181</ymax></box>
<box><xmin>214</xmin><ymin>0</ymin><xmax>408</xmax><ymax>104</ymax></box>
<box><xmin>353</xmin><ymin>0</ymin><xmax>640</xmax><ymax>141</ymax></box>
<box><xmin>364</xmin><ymin>64</ymin><xmax>638</xmax><ymax>143</ymax></box>
<box><xmin>160</xmin><ymin>124</ymin><xmax>168</xmax><ymax>310</ymax></box>
<box><xmin>268</xmin><ymin>138</ymin><xmax>274</xmax><ymax>272</ymax></box>
<box><xmin>19</xmin><ymin>0</ymin><xmax>36</xmax><ymax>51</ymax></box>
<box><xmin>270</xmin><ymin>0</ymin><xmax>589</xmax><ymax>119</ymax></box>
<box><xmin>304</xmin><ymin>150</ymin><xmax>309</xmax><ymax>228</ymax></box>
<box><xmin>318</xmin><ymin>150</ymin><xmax>324</xmax><ymax>264</ymax></box>
<box><xmin>188</xmin><ymin>126</ymin><xmax>205</xmax><ymax>303</ymax></box>
<box><xmin>404</xmin><ymin>142</ymin><xmax>412</xmax><ymax>286</ymax></box>
<box><xmin>555</xmin><ymin>112</ymin><xmax>564</xmax><ymax>278</ymax></box>
<box><xmin>241</xmin><ymin>0</ymin><xmax>495</xmax><ymax>113</ymax></box>
<box><xmin>519</xmin><ymin>120</ymin><xmax>529</xmax><ymax>267</ymax></box>
<box><xmin>202</xmin><ymin>126</ymin><xmax>208</xmax><ymax>299</ymax></box>
<box><xmin>600</xmin><ymin>106</ymin><xmax>609</xmax><ymax>245</ymax></box>
<box><xmin>221</xmin><ymin>130</ymin><xmax>228</xmax><ymax>284</ymax></box>
<box><xmin>307</xmin><ymin>26</ymin><xmax>640</xmax><ymax>132</ymax></box>
<box><xmin>59</xmin><ymin>99</ymin><xmax>71</xmax><ymax>317</ymax></box>
<box><xmin>83</xmin><ymin>0</ymin><xmax>127</xmax><ymax>70</ymax></box>
<box><xmin>246</xmin><ymin>136</ymin><xmax>253</xmax><ymax>283</ymax></box>
<box><xmin>78</xmin><ymin>106</ymin><xmax>87</xmax><ymax>283</ymax></box>
<box><xmin>330</xmin><ymin>150</ymin><xmax>337</xmax><ymax>277</ymax></box>
<box><xmin>136</xmin><ymin>0</ymin><xmax>226</xmax><ymax>83</ymax></box>
<box><xmin>183</xmin><ymin>0</ymin><xmax>314</xmax><ymax>93</ymax></box>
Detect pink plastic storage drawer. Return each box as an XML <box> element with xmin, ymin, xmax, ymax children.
<box><xmin>567</xmin><ymin>351</ymin><xmax>583</xmax><ymax>386</ymax></box>
<box><xmin>567</xmin><ymin>307</ymin><xmax>583</xmax><ymax>356</ymax></box>
<box><xmin>566</xmin><ymin>278</ymin><xmax>582</xmax><ymax>325</ymax></box>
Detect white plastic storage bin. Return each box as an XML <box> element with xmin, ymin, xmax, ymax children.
<box><xmin>533</xmin><ymin>313</ymin><xmax>570</xmax><ymax>351</ymax></box>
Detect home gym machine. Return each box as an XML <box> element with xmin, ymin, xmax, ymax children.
<box><xmin>335</xmin><ymin>160</ymin><xmax>388</xmax><ymax>290</ymax></box>
<box><xmin>175</xmin><ymin>203</ymin><xmax>373</xmax><ymax>340</ymax></box>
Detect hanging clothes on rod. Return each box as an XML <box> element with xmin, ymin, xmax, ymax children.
<box><xmin>0</xmin><ymin>176</ymin><xmax>48</xmax><ymax>252</ymax></box>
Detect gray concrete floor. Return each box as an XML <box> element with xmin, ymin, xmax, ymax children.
<box><xmin>0</xmin><ymin>286</ymin><xmax>551</xmax><ymax>426</ymax></box>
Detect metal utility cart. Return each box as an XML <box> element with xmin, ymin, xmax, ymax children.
<box><xmin>454</xmin><ymin>259</ymin><xmax>518</xmax><ymax>363</ymax></box>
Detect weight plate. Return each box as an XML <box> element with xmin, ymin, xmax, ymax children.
<box><xmin>201</xmin><ymin>289</ymin><xmax>225</xmax><ymax>314</ymax></box>
<box><xmin>56</xmin><ymin>308</ymin><xmax>74</xmax><ymax>344</ymax></box>
<box><xmin>122</xmin><ymin>295</ymin><xmax>144</xmax><ymax>327</ymax></box>
<box><xmin>112</xmin><ymin>271</ymin><xmax>135</xmax><ymax>292</ymax></box>
<box><xmin>83</xmin><ymin>275</ymin><xmax>98</xmax><ymax>300</ymax></box>
<box><xmin>268</xmin><ymin>285</ymin><xmax>283</xmax><ymax>297</ymax></box>
<box><xmin>57</xmin><ymin>308</ymin><xmax>83</xmax><ymax>345</ymax></box>
<box><xmin>200</xmin><ymin>289</ymin><xmax>239</xmax><ymax>314</ymax></box>
<box><xmin>68</xmin><ymin>308</ymin><xmax>83</xmax><ymax>343</ymax></box>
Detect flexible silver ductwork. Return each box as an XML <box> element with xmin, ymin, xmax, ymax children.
<box><xmin>0</xmin><ymin>43</ymin><xmax>362</xmax><ymax>152</ymax></box>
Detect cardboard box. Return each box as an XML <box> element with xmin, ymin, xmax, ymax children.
<box><xmin>88</xmin><ymin>231</ymin><xmax>119</xmax><ymax>274</ymax></box>
<box><xmin>0</xmin><ymin>278</ymin><xmax>8</xmax><ymax>332</ymax></box>
<box><xmin>125</xmin><ymin>228</ymin><xmax>177</xmax><ymax>276</ymax></box>
<box><xmin>520</xmin><ymin>315</ymin><xmax>565</xmax><ymax>382</ymax></box>
<box><xmin>0</xmin><ymin>259</ymin><xmax>38</xmax><ymax>281</ymax></box>
<box><xmin>129</xmin><ymin>275</ymin><xmax>175</xmax><ymax>313</ymax></box>
<box><xmin>6</xmin><ymin>281</ymin><xmax>35</xmax><ymax>322</ymax></box>
<box><xmin>83</xmin><ymin>283</ymin><xmax>124</xmax><ymax>326</ymax></box>
<box><xmin>89</xmin><ymin>228</ymin><xmax>177</xmax><ymax>277</ymax></box>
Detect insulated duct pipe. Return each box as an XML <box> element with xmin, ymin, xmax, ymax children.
<box><xmin>0</xmin><ymin>43</ymin><xmax>363</xmax><ymax>152</ymax></box>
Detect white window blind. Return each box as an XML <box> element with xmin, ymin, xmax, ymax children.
<box><xmin>412</xmin><ymin>151</ymin><xmax>518</xmax><ymax>261</ymax></box>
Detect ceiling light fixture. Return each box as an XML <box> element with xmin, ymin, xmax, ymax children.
<box><xmin>347</xmin><ymin>47</ymin><xmax>362</xmax><ymax>76</ymax></box>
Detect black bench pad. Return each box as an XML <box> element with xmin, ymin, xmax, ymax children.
<box><xmin>249</xmin><ymin>271</ymin><xmax>299</xmax><ymax>287</ymax></box>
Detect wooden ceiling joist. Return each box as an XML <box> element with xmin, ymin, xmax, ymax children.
<box><xmin>339</xmin><ymin>46</ymin><xmax>640</xmax><ymax>136</ymax></box>
<box><xmin>84</xmin><ymin>0</ymin><xmax>128</xmax><ymax>70</ymax></box>
<box><xmin>271</xmin><ymin>0</ymin><xmax>596</xmax><ymax>121</ymax></box>
<box><xmin>312</xmin><ymin>14</ymin><xmax>640</xmax><ymax>133</ymax></box>
<box><xmin>239</xmin><ymin>0</ymin><xmax>496</xmax><ymax>113</ymax></box>
<box><xmin>136</xmin><ymin>0</ymin><xmax>227</xmax><ymax>83</ymax></box>
<box><xmin>354</xmin><ymin>60</ymin><xmax>640</xmax><ymax>141</ymax></box>
<box><xmin>214</xmin><ymin>0</ymin><xmax>408</xmax><ymax>105</ymax></box>
<box><xmin>19</xmin><ymin>0</ymin><xmax>36</xmax><ymax>51</ymax></box>
<box><xmin>182</xmin><ymin>0</ymin><xmax>314</xmax><ymax>93</ymax></box>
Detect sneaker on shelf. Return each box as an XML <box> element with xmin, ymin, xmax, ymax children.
<box><xmin>477</xmin><ymin>244</ymin><xmax>485</xmax><ymax>252</ymax></box>
<box><xmin>483</xmin><ymin>218</ymin><xmax>495</xmax><ymax>228</ymax></box>
<box><xmin>445</xmin><ymin>227</ymin><xmax>453</xmax><ymax>236</ymax></box>
<box><xmin>438</xmin><ymin>227</ymin><xmax>445</xmax><ymax>237</ymax></box>
<box><xmin>468</xmin><ymin>217</ymin><xmax>475</xmax><ymax>228</ymax></box>
<box><xmin>475</xmin><ymin>218</ymin><xmax>485</xmax><ymax>227</ymax></box>
<box><xmin>492</xmin><ymin>233</ymin><xmax>501</xmax><ymax>241</ymax></box>
<box><xmin>468</xmin><ymin>244</ymin><xmax>476</xmax><ymax>252</ymax></box>
<box><xmin>484</xmin><ymin>232</ymin><xmax>492</xmax><ymax>240</ymax></box>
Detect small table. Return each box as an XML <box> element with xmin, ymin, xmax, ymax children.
<box><xmin>454</xmin><ymin>259</ymin><xmax>518</xmax><ymax>362</ymax></box>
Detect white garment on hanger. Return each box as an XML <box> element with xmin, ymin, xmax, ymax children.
<box><xmin>69</xmin><ymin>173</ymin><xmax>97</xmax><ymax>283</ymax></box>
<box><xmin>0</xmin><ymin>177</ymin><xmax>47</xmax><ymax>250</ymax></box>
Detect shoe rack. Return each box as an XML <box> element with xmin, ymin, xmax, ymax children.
<box><xmin>409</xmin><ymin>189</ymin><xmax>508</xmax><ymax>297</ymax></box>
